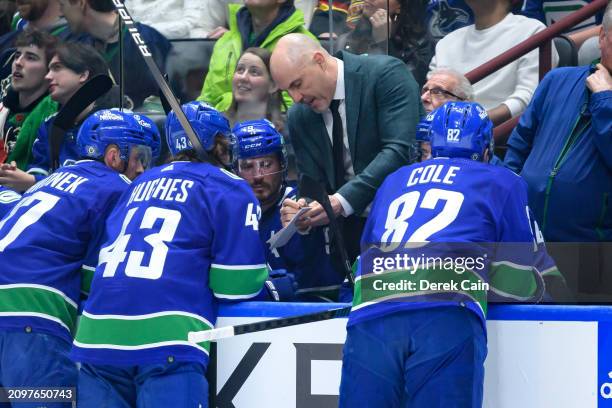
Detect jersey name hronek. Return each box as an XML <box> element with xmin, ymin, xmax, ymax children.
<box><xmin>26</xmin><ymin>170</ymin><xmax>89</xmax><ymax>195</ymax></box>
<box><xmin>126</xmin><ymin>177</ymin><xmax>194</xmax><ymax>205</ymax></box>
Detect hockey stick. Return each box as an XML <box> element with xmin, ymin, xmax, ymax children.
<box><xmin>50</xmin><ymin>74</ymin><xmax>113</xmax><ymax>171</ymax></box>
<box><xmin>159</xmin><ymin>74</ymin><xmax>173</xmax><ymax>115</ymax></box>
<box><xmin>110</xmin><ymin>0</ymin><xmax>207</xmax><ymax>160</ymax></box>
<box><xmin>298</xmin><ymin>174</ymin><xmax>354</xmax><ymax>285</ymax></box>
<box><xmin>188</xmin><ymin>305</ymin><xmax>351</xmax><ymax>343</ymax></box>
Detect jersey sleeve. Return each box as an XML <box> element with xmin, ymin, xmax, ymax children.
<box><xmin>0</xmin><ymin>187</ymin><xmax>21</xmax><ymax>219</ymax></box>
<box><xmin>209</xmin><ymin>179</ymin><xmax>268</xmax><ymax>300</ymax></box>
<box><xmin>489</xmin><ymin>176</ymin><xmax>545</xmax><ymax>302</ymax></box>
<box><xmin>80</xmin><ymin>178</ymin><xmax>130</xmax><ymax>297</ymax></box>
<box><xmin>27</xmin><ymin>119</ymin><xmax>51</xmax><ymax>178</ymax></box>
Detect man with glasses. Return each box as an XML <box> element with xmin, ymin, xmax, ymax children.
<box><xmin>418</xmin><ymin>67</ymin><xmax>473</xmax><ymax>161</ymax></box>
<box><xmin>233</xmin><ymin>119</ymin><xmax>344</xmax><ymax>301</ymax></box>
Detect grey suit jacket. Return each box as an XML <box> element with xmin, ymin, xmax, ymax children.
<box><xmin>287</xmin><ymin>51</ymin><xmax>423</xmax><ymax>214</ymax></box>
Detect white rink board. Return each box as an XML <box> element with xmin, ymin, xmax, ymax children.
<box><xmin>213</xmin><ymin>306</ymin><xmax>601</xmax><ymax>408</ymax></box>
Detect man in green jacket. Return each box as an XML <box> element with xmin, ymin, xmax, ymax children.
<box><xmin>198</xmin><ymin>0</ymin><xmax>316</xmax><ymax>112</ymax></box>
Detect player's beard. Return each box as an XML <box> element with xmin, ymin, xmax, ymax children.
<box><xmin>253</xmin><ymin>179</ymin><xmax>283</xmax><ymax>211</ymax></box>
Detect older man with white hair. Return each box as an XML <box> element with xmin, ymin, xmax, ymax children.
<box><xmin>417</xmin><ymin>67</ymin><xmax>474</xmax><ymax>160</ymax></box>
<box><xmin>421</xmin><ymin>67</ymin><xmax>474</xmax><ymax>113</ymax></box>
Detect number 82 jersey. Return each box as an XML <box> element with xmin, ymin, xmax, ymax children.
<box><xmin>350</xmin><ymin>158</ymin><xmax>545</xmax><ymax>328</ymax></box>
<box><xmin>71</xmin><ymin>162</ymin><xmax>268</xmax><ymax>367</ymax></box>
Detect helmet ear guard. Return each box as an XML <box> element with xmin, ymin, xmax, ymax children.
<box><xmin>77</xmin><ymin>109</ymin><xmax>161</xmax><ymax>166</ymax></box>
<box><xmin>429</xmin><ymin>101</ymin><xmax>493</xmax><ymax>162</ymax></box>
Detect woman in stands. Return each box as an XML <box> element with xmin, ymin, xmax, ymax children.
<box><xmin>337</xmin><ymin>0</ymin><xmax>433</xmax><ymax>85</ymax></box>
<box><xmin>225</xmin><ymin>48</ymin><xmax>286</xmax><ymax>132</ymax></box>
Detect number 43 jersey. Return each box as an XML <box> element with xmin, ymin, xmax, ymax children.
<box><xmin>71</xmin><ymin>161</ymin><xmax>268</xmax><ymax>367</ymax></box>
<box><xmin>350</xmin><ymin>158</ymin><xmax>546</xmax><ymax>328</ymax></box>
<box><xmin>0</xmin><ymin>160</ymin><xmax>132</xmax><ymax>344</ymax></box>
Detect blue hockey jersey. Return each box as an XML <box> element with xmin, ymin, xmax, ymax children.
<box><xmin>0</xmin><ymin>160</ymin><xmax>131</xmax><ymax>344</ymax></box>
<box><xmin>349</xmin><ymin>158</ymin><xmax>545</xmax><ymax>327</ymax></box>
<box><xmin>71</xmin><ymin>161</ymin><xmax>268</xmax><ymax>367</ymax></box>
<box><xmin>0</xmin><ymin>186</ymin><xmax>20</xmax><ymax>219</ymax></box>
<box><xmin>27</xmin><ymin>114</ymin><xmax>80</xmax><ymax>182</ymax></box>
<box><xmin>260</xmin><ymin>185</ymin><xmax>344</xmax><ymax>300</ymax></box>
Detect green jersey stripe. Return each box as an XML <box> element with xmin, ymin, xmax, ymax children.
<box><xmin>489</xmin><ymin>262</ymin><xmax>541</xmax><ymax>300</ymax></box>
<box><xmin>81</xmin><ymin>266</ymin><xmax>95</xmax><ymax>296</ymax></box>
<box><xmin>74</xmin><ymin>312</ymin><xmax>212</xmax><ymax>353</ymax></box>
<box><xmin>0</xmin><ymin>285</ymin><xmax>77</xmax><ymax>333</ymax></box>
<box><xmin>209</xmin><ymin>265</ymin><xmax>268</xmax><ymax>296</ymax></box>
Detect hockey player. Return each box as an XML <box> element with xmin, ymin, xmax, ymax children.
<box><xmin>0</xmin><ymin>109</ymin><xmax>160</xmax><ymax>406</ymax></box>
<box><xmin>233</xmin><ymin>119</ymin><xmax>344</xmax><ymax>301</ymax></box>
<box><xmin>71</xmin><ymin>102</ymin><xmax>267</xmax><ymax>408</ymax></box>
<box><xmin>339</xmin><ymin>101</ymin><xmax>545</xmax><ymax>407</ymax></box>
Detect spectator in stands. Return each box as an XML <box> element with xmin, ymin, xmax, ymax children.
<box><xmin>0</xmin><ymin>42</ymin><xmax>109</xmax><ymax>192</ymax></box>
<box><xmin>428</xmin><ymin>0</ymin><xmax>558</xmax><ymax>126</ymax></box>
<box><xmin>197</xmin><ymin>0</ymin><xmax>315</xmax><ymax>113</ymax></box>
<box><xmin>309</xmin><ymin>0</ymin><xmax>351</xmax><ymax>38</ymax></box>
<box><xmin>124</xmin><ymin>0</ymin><xmax>208</xmax><ymax>39</ymax></box>
<box><xmin>421</xmin><ymin>67</ymin><xmax>473</xmax><ymax>113</ymax></box>
<box><xmin>521</xmin><ymin>0</ymin><xmax>604</xmax><ymax>48</ymax></box>
<box><xmin>202</xmin><ymin>0</ymin><xmax>318</xmax><ymax>39</ymax></box>
<box><xmin>419</xmin><ymin>67</ymin><xmax>473</xmax><ymax>159</ymax></box>
<box><xmin>0</xmin><ymin>0</ymin><xmax>63</xmax><ymax>54</ymax></box>
<box><xmin>337</xmin><ymin>0</ymin><xmax>433</xmax><ymax>85</ymax></box>
<box><xmin>271</xmin><ymin>34</ymin><xmax>422</xmax><ymax>263</ymax></box>
<box><xmin>0</xmin><ymin>0</ymin><xmax>83</xmax><ymax>82</ymax></box>
<box><xmin>58</xmin><ymin>0</ymin><xmax>171</xmax><ymax>109</ymax></box>
<box><xmin>0</xmin><ymin>0</ymin><xmax>16</xmax><ymax>37</ymax></box>
<box><xmin>504</xmin><ymin>1</ymin><xmax>611</xmax><ymax>243</ymax></box>
<box><xmin>226</xmin><ymin>47</ymin><xmax>285</xmax><ymax>131</ymax></box>
<box><xmin>0</xmin><ymin>29</ymin><xmax>58</xmax><ymax>170</ymax></box>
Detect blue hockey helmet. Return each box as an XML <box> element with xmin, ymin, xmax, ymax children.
<box><xmin>165</xmin><ymin>101</ymin><xmax>231</xmax><ymax>156</ymax></box>
<box><xmin>429</xmin><ymin>101</ymin><xmax>493</xmax><ymax>161</ymax></box>
<box><xmin>415</xmin><ymin>110</ymin><xmax>437</xmax><ymax>143</ymax></box>
<box><xmin>77</xmin><ymin>109</ymin><xmax>161</xmax><ymax>165</ymax></box>
<box><xmin>232</xmin><ymin>119</ymin><xmax>287</xmax><ymax>175</ymax></box>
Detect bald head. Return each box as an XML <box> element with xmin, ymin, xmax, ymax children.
<box><xmin>271</xmin><ymin>34</ymin><xmax>327</xmax><ymax>75</ymax></box>
<box><xmin>270</xmin><ymin>34</ymin><xmax>338</xmax><ymax>113</ymax></box>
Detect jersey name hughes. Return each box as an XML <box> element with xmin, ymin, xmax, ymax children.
<box><xmin>127</xmin><ymin>177</ymin><xmax>194</xmax><ymax>206</ymax></box>
<box><xmin>28</xmin><ymin>171</ymin><xmax>89</xmax><ymax>195</ymax></box>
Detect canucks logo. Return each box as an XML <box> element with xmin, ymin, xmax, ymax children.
<box><xmin>87</xmin><ymin>145</ymin><xmax>97</xmax><ymax>156</ymax></box>
<box><xmin>428</xmin><ymin>0</ymin><xmax>472</xmax><ymax>39</ymax></box>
